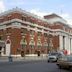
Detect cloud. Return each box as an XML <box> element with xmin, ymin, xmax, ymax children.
<box><xmin>7</xmin><ymin>0</ymin><xmax>26</xmax><ymax>6</ymax></box>
<box><xmin>30</xmin><ymin>9</ymin><xmax>72</xmax><ymax>25</ymax></box>
<box><xmin>66</xmin><ymin>18</ymin><xmax>72</xmax><ymax>25</ymax></box>
<box><xmin>8</xmin><ymin>1</ymin><xmax>24</xmax><ymax>6</ymax></box>
<box><xmin>30</xmin><ymin>9</ymin><xmax>52</xmax><ymax>18</ymax></box>
<box><xmin>0</xmin><ymin>0</ymin><xmax>5</xmax><ymax>13</ymax></box>
<box><xmin>60</xmin><ymin>13</ymin><xmax>72</xmax><ymax>25</ymax></box>
<box><xmin>60</xmin><ymin>14</ymin><xmax>69</xmax><ymax>19</ymax></box>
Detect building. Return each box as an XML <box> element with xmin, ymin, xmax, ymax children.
<box><xmin>0</xmin><ymin>7</ymin><xmax>72</xmax><ymax>56</ymax></box>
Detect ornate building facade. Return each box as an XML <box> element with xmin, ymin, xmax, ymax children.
<box><xmin>0</xmin><ymin>8</ymin><xmax>72</xmax><ymax>56</ymax></box>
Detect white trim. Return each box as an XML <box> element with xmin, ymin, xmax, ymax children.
<box><xmin>11</xmin><ymin>22</ymin><xmax>21</xmax><ymax>29</ymax></box>
<box><xmin>0</xmin><ymin>8</ymin><xmax>71</xmax><ymax>33</ymax></box>
<box><xmin>11</xmin><ymin>54</ymin><xmax>21</xmax><ymax>57</ymax></box>
<box><xmin>70</xmin><ymin>39</ymin><xmax>72</xmax><ymax>54</ymax></box>
<box><xmin>5</xmin><ymin>44</ymin><xmax>11</xmax><ymax>56</ymax></box>
<box><xmin>25</xmin><ymin>54</ymin><xmax>38</xmax><ymax>56</ymax></box>
<box><xmin>59</xmin><ymin>35</ymin><xmax>63</xmax><ymax>50</ymax></box>
<box><xmin>9</xmin><ymin>54</ymin><xmax>47</xmax><ymax>57</ymax></box>
<box><xmin>0</xmin><ymin>19</ymin><xmax>72</xmax><ymax>36</ymax></box>
<box><xmin>0</xmin><ymin>7</ymin><xmax>49</xmax><ymax>24</ymax></box>
<box><xmin>47</xmin><ymin>17</ymin><xmax>67</xmax><ymax>24</ymax></box>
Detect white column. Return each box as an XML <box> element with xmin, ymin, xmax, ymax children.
<box><xmin>68</xmin><ymin>38</ymin><xmax>71</xmax><ymax>54</ymax></box>
<box><xmin>59</xmin><ymin>35</ymin><xmax>63</xmax><ymax>50</ymax></box>
<box><xmin>65</xmin><ymin>36</ymin><xmax>70</xmax><ymax>54</ymax></box>
<box><xmin>69</xmin><ymin>38</ymin><xmax>72</xmax><ymax>54</ymax></box>
<box><xmin>70</xmin><ymin>39</ymin><xmax>72</xmax><ymax>54</ymax></box>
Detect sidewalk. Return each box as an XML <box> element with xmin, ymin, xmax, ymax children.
<box><xmin>0</xmin><ymin>55</ymin><xmax>48</xmax><ymax>62</ymax></box>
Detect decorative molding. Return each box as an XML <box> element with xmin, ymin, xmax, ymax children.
<box><xmin>20</xmin><ymin>35</ymin><xmax>27</xmax><ymax>45</ymax></box>
<box><xmin>0</xmin><ymin>19</ymin><xmax>72</xmax><ymax>36</ymax></box>
<box><xmin>11</xmin><ymin>22</ymin><xmax>21</xmax><ymax>29</ymax></box>
<box><xmin>0</xmin><ymin>25</ymin><xmax>6</xmax><ymax>29</ymax></box>
<box><xmin>47</xmin><ymin>17</ymin><xmax>67</xmax><ymax>24</ymax></box>
<box><xmin>0</xmin><ymin>7</ymin><xmax>50</xmax><ymax>24</ymax></box>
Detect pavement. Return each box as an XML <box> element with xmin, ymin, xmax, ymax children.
<box><xmin>0</xmin><ymin>55</ymin><xmax>48</xmax><ymax>63</ymax></box>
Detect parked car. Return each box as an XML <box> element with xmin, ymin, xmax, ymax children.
<box><xmin>47</xmin><ymin>52</ymin><xmax>64</xmax><ymax>62</ymax></box>
<box><xmin>56</xmin><ymin>55</ymin><xmax>72</xmax><ymax>69</ymax></box>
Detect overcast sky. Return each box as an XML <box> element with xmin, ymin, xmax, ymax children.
<box><xmin>0</xmin><ymin>0</ymin><xmax>72</xmax><ymax>25</ymax></box>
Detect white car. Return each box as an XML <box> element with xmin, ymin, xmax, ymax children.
<box><xmin>47</xmin><ymin>52</ymin><xmax>64</xmax><ymax>62</ymax></box>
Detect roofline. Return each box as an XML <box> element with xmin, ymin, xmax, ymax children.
<box><xmin>44</xmin><ymin>13</ymin><xmax>67</xmax><ymax>23</ymax></box>
<box><xmin>0</xmin><ymin>7</ymin><xmax>71</xmax><ymax>29</ymax></box>
<box><xmin>0</xmin><ymin>7</ymin><xmax>50</xmax><ymax>24</ymax></box>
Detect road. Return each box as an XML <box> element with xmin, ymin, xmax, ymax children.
<box><xmin>0</xmin><ymin>61</ymin><xmax>71</xmax><ymax>72</ymax></box>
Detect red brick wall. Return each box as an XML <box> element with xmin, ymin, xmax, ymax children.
<box><xmin>10</xmin><ymin>28</ymin><xmax>21</xmax><ymax>54</ymax></box>
<box><xmin>52</xmin><ymin>35</ymin><xmax>59</xmax><ymax>51</ymax></box>
<box><xmin>0</xmin><ymin>12</ymin><xmax>72</xmax><ymax>55</ymax></box>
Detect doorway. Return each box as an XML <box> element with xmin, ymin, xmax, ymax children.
<box><xmin>0</xmin><ymin>46</ymin><xmax>2</xmax><ymax>56</ymax></box>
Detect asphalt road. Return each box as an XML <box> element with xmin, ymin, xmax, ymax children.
<box><xmin>0</xmin><ymin>61</ymin><xmax>71</xmax><ymax>72</ymax></box>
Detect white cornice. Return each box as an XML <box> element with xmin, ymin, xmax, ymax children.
<box><xmin>47</xmin><ymin>17</ymin><xmax>67</xmax><ymax>24</ymax></box>
<box><xmin>0</xmin><ymin>7</ymin><xmax>72</xmax><ymax>30</ymax></box>
<box><xmin>0</xmin><ymin>19</ymin><xmax>51</xmax><ymax>30</ymax></box>
<box><xmin>0</xmin><ymin>19</ymin><xmax>17</xmax><ymax>25</ymax></box>
<box><xmin>0</xmin><ymin>18</ymin><xmax>72</xmax><ymax>36</ymax></box>
<box><xmin>0</xmin><ymin>7</ymin><xmax>49</xmax><ymax>24</ymax></box>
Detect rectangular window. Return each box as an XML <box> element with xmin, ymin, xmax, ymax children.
<box><xmin>44</xmin><ymin>33</ymin><xmax>48</xmax><ymax>37</ymax></box>
<box><xmin>21</xmin><ymin>28</ymin><xmax>27</xmax><ymax>34</ymax></box>
<box><xmin>30</xmin><ymin>45</ymin><xmax>34</xmax><ymax>48</ymax></box>
<box><xmin>22</xmin><ymin>16</ymin><xmax>27</xmax><ymax>21</ymax></box>
<box><xmin>6</xmin><ymin>28</ymin><xmax>11</xmax><ymax>34</ymax></box>
<box><xmin>0</xmin><ymin>36</ymin><xmax>2</xmax><ymax>40</ymax></box>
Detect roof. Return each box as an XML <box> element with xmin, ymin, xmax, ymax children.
<box><xmin>44</xmin><ymin>13</ymin><xmax>67</xmax><ymax>24</ymax></box>
<box><xmin>0</xmin><ymin>7</ymin><xmax>49</xmax><ymax>24</ymax></box>
<box><xmin>0</xmin><ymin>7</ymin><xmax>71</xmax><ymax>29</ymax></box>
<box><xmin>44</xmin><ymin>13</ymin><xmax>62</xmax><ymax>19</ymax></box>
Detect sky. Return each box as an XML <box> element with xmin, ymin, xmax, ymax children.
<box><xmin>0</xmin><ymin>0</ymin><xmax>72</xmax><ymax>25</ymax></box>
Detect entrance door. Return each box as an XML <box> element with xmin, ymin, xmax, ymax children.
<box><xmin>0</xmin><ymin>46</ymin><xmax>2</xmax><ymax>56</ymax></box>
